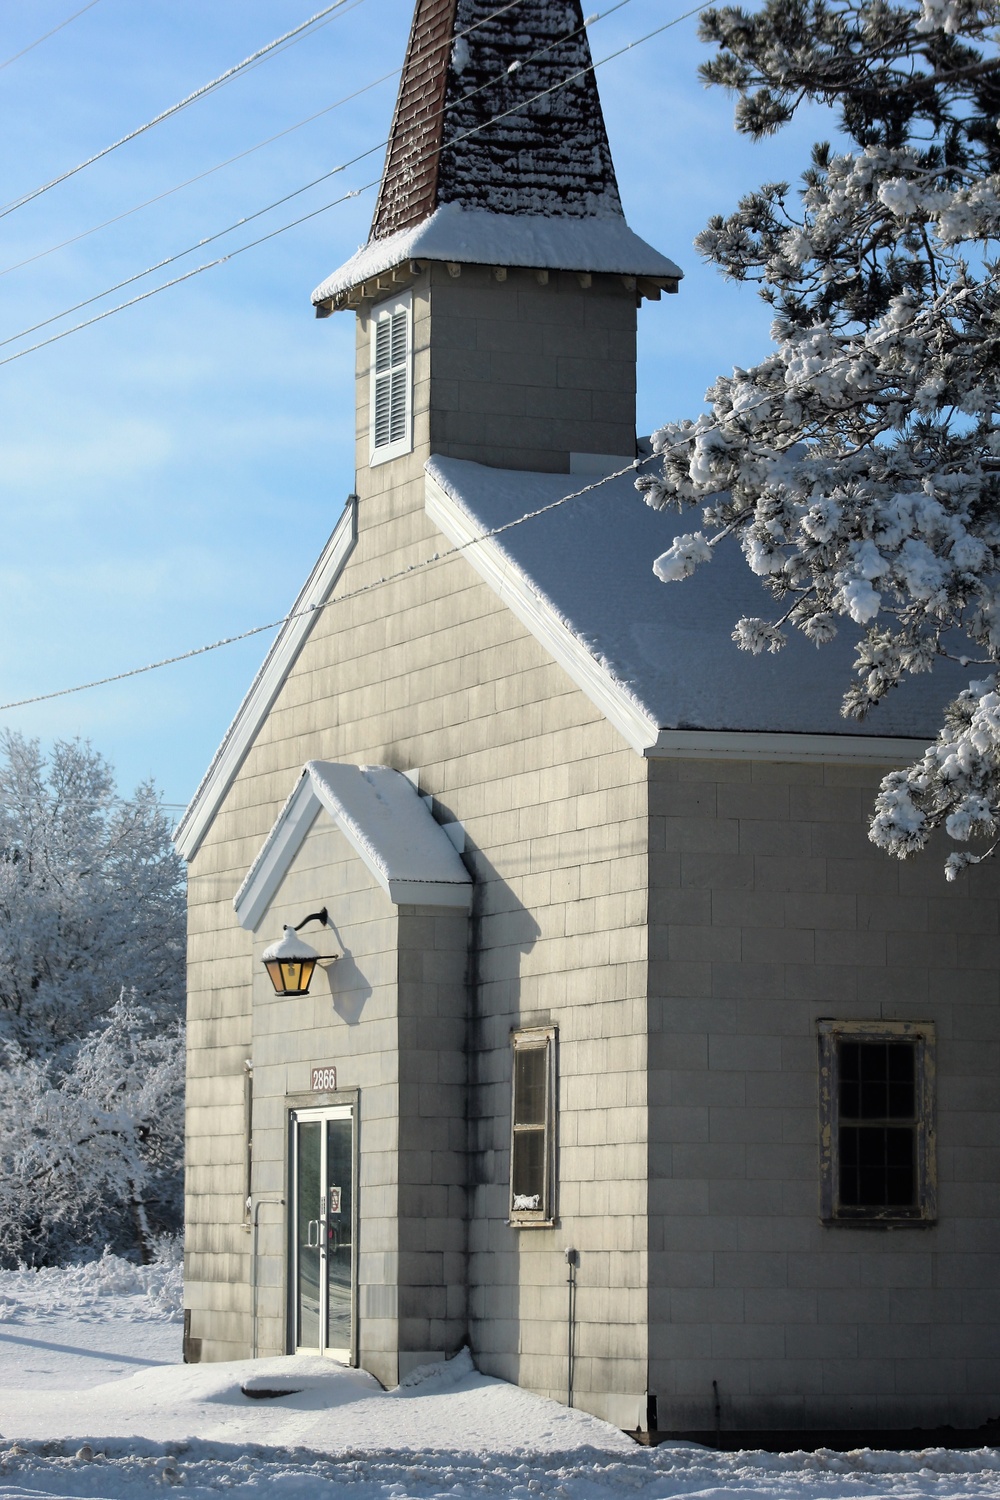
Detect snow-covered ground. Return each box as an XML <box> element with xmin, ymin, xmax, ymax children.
<box><xmin>2</xmin><ymin>1255</ymin><xmax>1000</xmax><ymax>1499</ymax></box>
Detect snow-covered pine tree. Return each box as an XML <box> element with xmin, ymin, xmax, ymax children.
<box><xmin>0</xmin><ymin>733</ymin><xmax>186</xmax><ymax>1264</ymax></box>
<box><xmin>641</xmin><ymin>0</ymin><xmax>1000</xmax><ymax>876</ymax></box>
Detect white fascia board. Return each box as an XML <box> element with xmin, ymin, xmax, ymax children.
<box><xmin>174</xmin><ymin>498</ymin><xmax>358</xmax><ymax>862</ymax></box>
<box><xmin>386</xmin><ymin>877</ymin><xmax>472</xmax><ymax>909</ymax></box>
<box><xmin>234</xmin><ymin>773</ymin><xmax>321</xmax><ymax>931</ymax></box>
<box><xmin>425</xmin><ymin>470</ymin><xmax>660</xmax><ymax>755</ymax></box>
<box><xmin>645</xmin><ymin>729</ymin><xmax>931</xmax><ymax>764</ymax></box>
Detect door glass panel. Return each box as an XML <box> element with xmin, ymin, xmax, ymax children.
<box><xmin>326</xmin><ymin>1116</ymin><xmax>353</xmax><ymax>1353</ymax></box>
<box><xmin>296</xmin><ymin>1121</ymin><xmax>322</xmax><ymax>1350</ymax></box>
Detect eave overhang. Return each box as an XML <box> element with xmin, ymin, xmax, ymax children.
<box><xmin>311</xmin><ymin>203</ymin><xmax>681</xmax><ymax>315</ymax></box>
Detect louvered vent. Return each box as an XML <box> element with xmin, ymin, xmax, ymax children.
<box><xmin>371</xmin><ymin>300</ymin><xmax>412</xmax><ymax>461</ymax></box>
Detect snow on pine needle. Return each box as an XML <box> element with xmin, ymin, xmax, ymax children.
<box><xmin>640</xmin><ymin>0</ymin><xmax>1000</xmax><ymax>875</ymax></box>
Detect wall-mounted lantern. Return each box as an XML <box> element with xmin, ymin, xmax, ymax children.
<box><xmin>262</xmin><ymin>908</ymin><xmax>331</xmax><ymax>996</ymax></box>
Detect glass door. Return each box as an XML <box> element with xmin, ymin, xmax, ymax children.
<box><xmin>291</xmin><ymin>1104</ymin><xmax>354</xmax><ymax>1360</ymax></box>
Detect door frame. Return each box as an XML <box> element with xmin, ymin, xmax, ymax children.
<box><xmin>286</xmin><ymin>1092</ymin><xmax>359</xmax><ymax>1365</ymax></box>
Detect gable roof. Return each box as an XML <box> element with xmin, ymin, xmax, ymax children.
<box><xmin>424</xmin><ymin>456</ymin><xmax>967</xmax><ymax>759</ymax></box>
<box><xmin>312</xmin><ymin>0</ymin><xmax>680</xmax><ymax>304</ymax></box>
<box><xmin>234</xmin><ymin>761</ymin><xmax>473</xmax><ymax>930</ymax></box>
<box><xmin>174</xmin><ymin>497</ymin><xmax>357</xmax><ymax>863</ymax></box>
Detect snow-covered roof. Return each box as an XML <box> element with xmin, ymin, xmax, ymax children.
<box><xmin>312</xmin><ymin>0</ymin><xmax>681</xmax><ymax>303</ymax></box>
<box><xmin>425</xmin><ymin>456</ymin><xmax>967</xmax><ymax>756</ymax></box>
<box><xmin>312</xmin><ymin>203</ymin><xmax>681</xmax><ymax>304</ymax></box>
<box><xmin>234</xmin><ymin>762</ymin><xmax>472</xmax><ymax>930</ymax></box>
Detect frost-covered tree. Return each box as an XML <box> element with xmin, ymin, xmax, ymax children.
<box><xmin>0</xmin><ymin>995</ymin><xmax>185</xmax><ymax>1267</ymax></box>
<box><xmin>0</xmin><ymin>732</ymin><xmax>185</xmax><ymax>1057</ymax></box>
<box><xmin>642</xmin><ymin>0</ymin><xmax>1000</xmax><ymax>876</ymax></box>
<box><xmin>0</xmin><ymin>733</ymin><xmax>186</xmax><ymax>1264</ymax></box>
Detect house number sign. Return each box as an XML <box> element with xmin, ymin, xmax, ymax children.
<box><xmin>311</xmin><ymin>1065</ymin><xmax>337</xmax><ymax>1091</ymax></box>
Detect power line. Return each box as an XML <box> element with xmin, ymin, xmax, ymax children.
<box><xmin>0</xmin><ymin>15</ymin><xmax>389</xmax><ymax>281</ymax></box>
<box><xmin>0</xmin><ymin>0</ymin><xmax>688</xmax><ymax>368</ymax></box>
<box><xmin>0</xmin><ymin>0</ymin><xmax>361</xmax><ymax>222</ymax></box>
<box><xmin>0</xmin><ymin>184</ymin><xmax>370</xmax><ymax>370</ymax></box>
<box><xmin>0</xmin><ymin>0</ymin><xmax>101</xmax><ymax>71</ymax></box>
<box><xmin>0</xmin><ymin>0</ymin><xmax>527</xmax><ymax>282</ymax></box>
<box><xmin>0</xmin><ymin>462</ymin><xmax>644</xmax><ymax>714</ymax></box>
<box><xmin>0</xmin><ymin>0</ymin><xmax>539</xmax><ymax>351</ymax></box>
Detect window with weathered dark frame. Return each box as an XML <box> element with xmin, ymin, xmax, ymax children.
<box><xmin>818</xmin><ymin>1019</ymin><xmax>936</xmax><ymax>1226</ymax></box>
<box><xmin>509</xmin><ymin>1026</ymin><xmax>556</xmax><ymax>1227</ymax></box>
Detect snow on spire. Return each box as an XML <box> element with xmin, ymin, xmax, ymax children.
<box><xmin>370</xmin><ymin>0</ymin><xmax>623</xmax><ymax>241</ymax></box>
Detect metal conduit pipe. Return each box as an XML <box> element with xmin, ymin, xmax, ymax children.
<box><xmin>251</xmin><ymin>1197</ymin><xmax>285</xmax><ymax>1360</ymax></box>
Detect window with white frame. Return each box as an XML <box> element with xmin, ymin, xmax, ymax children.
<box><xmin>509</xmin><ymin>1026</ymin><xmax>556</xmax><ymax>1226</ymax></box>
<box><xmin>818</xmin><ymin>1019</ymin><xmax>936</xmax><ymax>1226</ymax></box>
<box><xmin>369</xmin><ymin>292</ymin><xmax>412</xmax><ymax>465</ymax></box>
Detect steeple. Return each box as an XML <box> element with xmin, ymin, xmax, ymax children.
<box><xmin>371</xmin><ymin>0</ymin><xmax>622</xmax><ymax>237</ymax></box>
<box><xmin>312</xmin><ymin>0</ymin><xmax>680</xmax><ymax>312</ymax></box>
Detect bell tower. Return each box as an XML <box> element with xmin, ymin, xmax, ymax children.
<box><xmin>312</xmin><ymin>0</ymin><xmax>681</xmax><ymax>475</ymax></box>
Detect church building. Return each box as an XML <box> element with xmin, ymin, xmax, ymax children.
<box><xmin>177</xmin><ymin>0</ymin><xmax>1000</xmax><ymax>1443</ymax></box>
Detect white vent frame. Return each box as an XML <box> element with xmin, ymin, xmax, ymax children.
<box><xmin>369</xmin><ymin>291</ymin><xmax>412</xmax><ymax>467</ymax></box>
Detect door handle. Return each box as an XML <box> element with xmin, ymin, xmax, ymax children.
<box><xmin>306</xmin><ymin>1219</ymin><xmax>320</xmax><ymax>1248</ymax></box>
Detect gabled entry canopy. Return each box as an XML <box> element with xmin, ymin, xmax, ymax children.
<box><xmin>234</xmin><ymin>761</ymin><xmax>473</xmax><ymax>930</ymax></box>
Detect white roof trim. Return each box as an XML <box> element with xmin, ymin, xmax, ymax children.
<box><xmin>174</xmin><ymin>498</ymin><xmax>358</xmax><ymax>862</ymax></box>
<box><xmin>425</xmin><ymin>469</ymin><xmax>934</xmax><ymax>768</ymax></box>
<box><xmin>425</xmin><ymin>468</ymin><xmax>661</xmax><ymax>755</ymax></box>
<box><xmin>312</xmin><ymin>203</ymin><xmax>682</xmax><ymax>304</ymax></box>
<box><xmin>646</xmin><ymin>729</ymin><xmax>931</xmax><ymax>764</ymax></box>
<box><xmin>234</xmin><ymin>762</ymin><xmax>473</xmax><ymax>930</ymax></box>
<box><xmin>233</xmin><ymin>771</ymin><xmax>320</xmax><ymax>930</ymax></box>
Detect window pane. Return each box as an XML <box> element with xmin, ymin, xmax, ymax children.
<box><xmin>514</xmin><ymin>1046</ymin><xmax>546</xmax><ymax>1126</ymax></box>
<box><xmin>840</xmin><ymin>1040</ymin><xmax>915</xmax><ymax>1120</ymax></box>
<box><xmin>512</xmin><ymin>1127</ymin><xmax>545</xmax><ymax>1203</ymax></box>
<box><xmin>886</xmin><ymin>1045</ymin><xmax>915</xmax><ymax>1118</ymax></box>
<box><xmin>839</xmin><ymin>1125</ymin><xmax>915</xmax><ymax>1207</ymax></box>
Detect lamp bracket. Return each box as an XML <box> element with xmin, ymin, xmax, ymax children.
<box><xmin>292</xmin><ymin>907</ymin><xmax>328</xmax><ymax>932</ymax></box>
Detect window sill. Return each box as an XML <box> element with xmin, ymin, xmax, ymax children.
<box><xmin>822</xmin><ymin>1213</ymin><xmax>937</xmax><ymax>1229</ymax></box>
<box><xmin>508</xmin><ymin>1215</ymin><xmax>556</xmax><ymax>1229</ymax></box>
<box><xmin>370</xmin><ymin>438</ymin><xmax>412</xmax><ymax>467</ymax></box>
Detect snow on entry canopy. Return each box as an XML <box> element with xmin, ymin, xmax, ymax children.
<box><xmin>426</xmin><ymin>456</ymin><xmax>967</xmax><ymax>739</ymax></box>
<box><xmin>307</xmin><ymin>762</ymin><xmax>470</xmax><ymax>888</ymax></box>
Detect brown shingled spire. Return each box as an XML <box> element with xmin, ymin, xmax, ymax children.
<box><xmin>370</xmin><ymin>0</ymin><xmax>622</xmax><ymax>242</ymax></box>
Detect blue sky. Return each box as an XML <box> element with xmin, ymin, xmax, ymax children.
<box><xmin>0</xmin><ymin>0</ymin><xmax>833</xmax><ymax>813</ymax></box>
